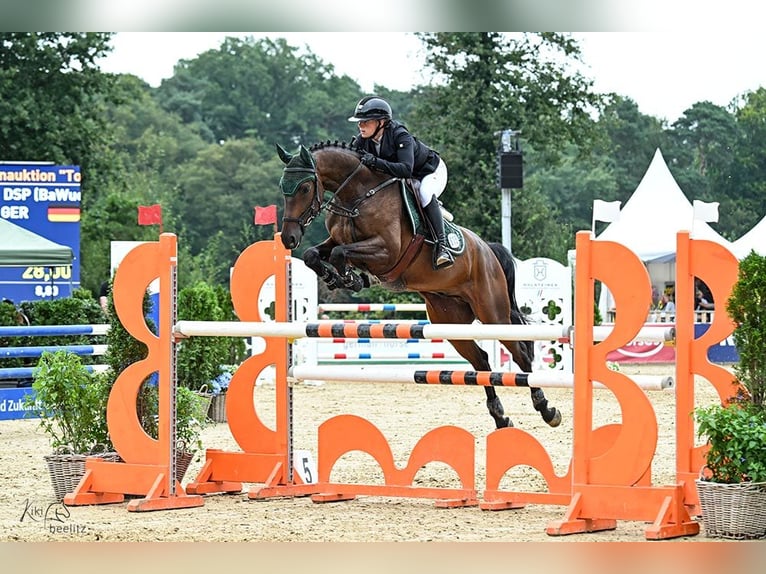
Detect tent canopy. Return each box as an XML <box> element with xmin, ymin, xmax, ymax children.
<box><xmin>596</xmin><ymin>148</ymin><xmax>732</xmax><ymax>261</ymax></box>
<box><xmin>731</xmin><ymin>215</ymin><xmax>766</xmax><ymax>259</ymax></box>
<box><xmin>0</xmin><ymin>218</ymin><xmax>74</xmax><ymax>267</ymax></box>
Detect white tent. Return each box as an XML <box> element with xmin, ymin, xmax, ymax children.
<box><xmin>731</xmin><ymin>215</ymin><xmax>766</xmax><ymax>259</ymax></box>
<box><xmin>595</xmin><ymin>148</ymin><xmax>733</xmax><ymax>318</ymax></box>
<box><xmin>596</xmin><ymin>148</ymin><xmax>733</xmax><ymax>261</ymax></box>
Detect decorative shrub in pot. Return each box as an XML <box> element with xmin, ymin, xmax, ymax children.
<box><xmin>694</xmin><ymin>250</ymin><xmax>766</xmax><ymax>539</ymax></box>
<box><xmin>24</xmin><ymin>350</ymin><xmax>117</xmax><ymax>501</ymax></box>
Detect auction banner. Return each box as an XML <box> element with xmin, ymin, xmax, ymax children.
<box><xmin>0</xmin><ymin>163</ymin><xmax>81</xmax><ymax>303</ymax></box>
<box><xmin>604</xmin><ymin>322</ymin><xmax>739</xmax><ymax>364</ymax></box>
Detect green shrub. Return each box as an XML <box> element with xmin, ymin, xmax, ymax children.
<box><xmin>696</xmin><ymin>250</ymin><xmax>766</xmax><ymax>484</ymax></box>
<box><xmin>727</xmin><ymin>251</ymin><xmax>766</xmax><ymax>409</ymax></box>
<box><xmin>695</xmin><ymin>402</ymin><xmax>766</xmax><ymax>483</ymax></box>
<box><xmin>21</xmin><ymin>292</ymin><xmax>105</xmax><ymax>364</ymax></box>
<box><xmin>24</xmin><ymin>350</ymin><xmax>111</xmax><ymax>454</ymax></box>
<box><xmin>176</xmin><ymin>281</ymin><xmax>229</xmax><ymax>392</ymax></box>
<box><xmin>213</xmin><ymin>283</ymin><xmax>246</xmax><ymax>365</ymax></box>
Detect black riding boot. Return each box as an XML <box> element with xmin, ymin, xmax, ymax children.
<box><xmin>423</xmin><ymin>197</ymin><xmax>454</xmax><ymax>270</ymax></box>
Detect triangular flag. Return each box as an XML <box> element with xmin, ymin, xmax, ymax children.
<box><xmin>255</xmin><ymin>205</ymin><xmax>277</xmax><ymax>225</ymax></box>
<box><xmin>693</xmin><ymin>200</ymin><xmax>719</xmax><ymax>223</ymax></box>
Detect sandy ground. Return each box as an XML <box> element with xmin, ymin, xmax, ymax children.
<box><xmin>0</xmin><ymin>363</ymin><xmax>726</xmax><ymax>543</ymax></box>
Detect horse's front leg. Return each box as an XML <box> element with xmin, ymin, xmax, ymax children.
<box><xmin>303</xmin><ymin>240</ymin><xmax>346</xmax><ymax>290</ymax></box>
<box><xmin>328</xmin><ymin>237</ymin><xmax>389</xmax><ymax>291</ymax></box>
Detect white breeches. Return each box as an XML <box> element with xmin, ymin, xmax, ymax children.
<box><xmin>417</xmin><ymin>158</ymin><xmax>448</xmax><ymax>206</ymax></box>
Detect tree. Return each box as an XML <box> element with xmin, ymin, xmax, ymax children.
<box><xmin>593</xmin><ymin>95</ymin><xmax>668</xmax><ymax>200</ymax></box>
<box><xmin>0</xmin><ymin>33</ymin><xmax>116</xmax><ymax>170</ymax></box>
<box><xmin>409</xmin><ymin>33</ymin><xmax>603</xmax><ymax>257</ymax></box>
<box><xmin>664</xmin><ymin>101</ymin><xmax>740</xmax><ymax>236</ymax></box>
<box><xmin>526</xmin><ymin>144</ymin><xmax>618</xmax><ymax>241</ymax></box>
<box><xmin>155</xmin><ymin>36</ymin><xmax>363</xmax><ymax>146</ymax></box>
<box><xmin>725</xmin><ymin>88</ymin><xmax>766</xmax><ymax>238</ymax></box>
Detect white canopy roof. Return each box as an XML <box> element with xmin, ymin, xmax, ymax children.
<box><xmin>731</xmin><ymin>215</ymin><xmax>766</xmax><ymax>259</ymax></box>
<box><xmin>596</xmin><ymin>148</ymin><xmax>732</xmax><ymax>261</ymax></box>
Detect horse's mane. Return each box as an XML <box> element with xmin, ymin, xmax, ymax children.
<box><xmin>308</xmin><ymin>140</ymin><xmax>364</xmax><ymax>156</ymax></box>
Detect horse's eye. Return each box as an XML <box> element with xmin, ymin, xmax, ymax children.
<box><xmin>301</xmin><ymin>185</ymin><xmax>310</xmax><ymax>195</ymax></box>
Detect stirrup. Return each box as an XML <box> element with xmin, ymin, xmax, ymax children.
<box><xmin>433</xmin><ymin>247</ymin><xmax>454</xmax><ymax>270</ymax></box>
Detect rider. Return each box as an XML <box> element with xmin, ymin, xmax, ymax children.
<box><xmin>348</xmin><ymin>95</ymin><xmax>454</xmax><ymax>270</ymax></box>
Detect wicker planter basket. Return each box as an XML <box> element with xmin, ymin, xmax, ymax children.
<box><xmin>208</xmin><ymin>393</ymin><xmax>227</xmax><ymax>423</ymax></box>
<box><xmin>696</xmin><ymin>479</ymin><xmax>766</xmax><ymax>539</ymax></box>
<box><xmin>175</xmin><ymin>449</ymin><xmax>194</xmax><ymax>483</ymax></box>
<box><xmin>195</xmin><ymin>388</ymin><xmax>214</xmax><ymax>420</ymax></box>
<box><xmin>44</xmin><ymin>452</ymin><xmax>121</xmax><ymax>502</ymax></box>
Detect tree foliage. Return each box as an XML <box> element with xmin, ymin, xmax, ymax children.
<box><xmin>0</xmin><ymin>33</ymin><xmax>116</xmax><ymax>167</ymax></box>
<box><xmin>3</xmin><ymin>33</ymin><xmax>766</xmax><ymax>300</ymax></box>
<box><xmin>409</xmin><ymin>33</ymin><xmax>604</xmax><ymax>256</ymax></box>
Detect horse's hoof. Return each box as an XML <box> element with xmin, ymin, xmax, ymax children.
<box><xmin>545</xmin><ymin>409</ymin><xmax>562</xmax><ymax>428</ymax></box>
<box><xmin>495</xmin><ymin>416</ymin><xmax>513</xmax><ymax>429</ymax></box>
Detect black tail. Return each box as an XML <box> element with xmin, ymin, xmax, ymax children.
<box><xmin>488</xmin><ymin>242</ymin><xmax>534</xmax><ymax>361</ymax></box>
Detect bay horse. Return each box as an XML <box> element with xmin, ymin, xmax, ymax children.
<box><xmin>276</xmin><ymin>141</ymin><xmax>561</xmax><ymax>430</ymax></box>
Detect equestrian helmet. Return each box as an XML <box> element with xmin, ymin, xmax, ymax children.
<box><xmin>348</xmin><ymin>96</ymin><xmax>392</xmax><ymax>121</ymax></box>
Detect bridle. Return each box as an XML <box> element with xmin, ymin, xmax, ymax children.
<box><xmin>281</xmin><ymin>154</ymin><xmax>399</xmax><ymax>231</ymax></box>
<box><xmin>280</xmin><ymin>165</ymin><xmax>322</xmax><ymax>231</ymax></box>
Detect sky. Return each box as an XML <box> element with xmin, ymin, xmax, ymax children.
<box><xmin>98</xmin><ymin>32</ymin><xmax>766</xmax><ymax>124</ymax></box>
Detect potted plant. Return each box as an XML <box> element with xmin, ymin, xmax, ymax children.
<box><xmin>695</xmin><ymin>250</ymin><xmax>766</xmax><ymax>539</ymax></box>
<box><xmin>24</xmin><ymin>350</ymin><xmax>119</xmax><ymax>501</ymax></box>
<box><xmin>208</xmin><ymin>370</ymin><xmax>232</xmax><ymax>423</ymax></box>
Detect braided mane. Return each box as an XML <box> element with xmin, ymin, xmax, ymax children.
<box><xmin>309</xmin><ymin>140</ymin><xmax>364</xmax><ymax>156</ymax></box>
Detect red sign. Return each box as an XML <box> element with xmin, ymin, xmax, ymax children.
<box><xmin>604</xmin><ymin>323</ymin><xmax>676</xmax><ymax>363</ymax></box>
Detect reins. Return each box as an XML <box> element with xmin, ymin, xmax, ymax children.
<box><xmin>324</xmin><ymin>162</ymin><xmax>399</xmax><ymax>218</ymax></box>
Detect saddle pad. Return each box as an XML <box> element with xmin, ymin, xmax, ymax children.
<box><xmin>400</xmin><ymin>182</ymin><xmax>465</xmax><ymax>255</ymax></box>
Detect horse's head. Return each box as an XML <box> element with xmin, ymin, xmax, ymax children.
<box><xmin>276</xmin><ymin>144</ymin><xmax>321</xmax><ymax>250</ymax></box>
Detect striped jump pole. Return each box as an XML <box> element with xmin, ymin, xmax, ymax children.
<box><xmin>288</xmin><ymin>365</ymin><xmax>674</xmax><ymax>391</ymax></box>
<box><xmin>320</xmin><ymin>336</ymin><xmax>448</xmax><ymax>343</ymax></box>
<box><xmin>0</xmin><ymin>364</ymin><xmax>109</xmax><ymax>380</ymax></box>
<box><xmin>175</xmin><ymin>320</ymin><xmax>675</xmax><ymax>344</ymax></box>
<box><xmin>318</xmin><ymin>353</ymin><xmax>463</xmax><ymax>360</ymax></box>
<box><xmin>0</xmin><ymin>324</ymin><xmax>110</xmax><ymax>337</ymax></box>
<box><xmin>318</xmin><ymin>303</ymin><xmax>427</xmax><ymax>313</ymax></box>
<box><xmin>1</xmin><ymin>344</ymin><xmax>108</xmax><ymax>359</ymax></box>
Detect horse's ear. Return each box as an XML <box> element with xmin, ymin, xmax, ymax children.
<box><xmin>299</xmin><ymin>145</ymin><xmax>316</xmax><ymax>168</ymax></box>
<box><xmin>276</xmin><ymin>143</ymin><xmax>293</xmax><ymax>165</ymax></box>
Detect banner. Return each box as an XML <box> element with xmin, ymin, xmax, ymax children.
<box><xmin>0</xmin><ymin>163</ymin><xmax>81</xmax><ymax>302</ymax></box>
<box><xmin>605</xmin><ymin>323</ymin><xmax>740</xmax><ymax>364</ymax></box>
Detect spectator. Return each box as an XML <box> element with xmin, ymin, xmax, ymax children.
<box><xmin>695</xmin><ymin>289</ymin><xmax>714</xmax><ymax>311</ymax></box>
<box><xmin>661</xmin><ymin>291</ymin><xmax>676</xmax><ymax>315</ymax></box>
<box><xmin>99</xmin><ymin>280</ymin><xmax>110</xmax><ymax>314</ymax></box>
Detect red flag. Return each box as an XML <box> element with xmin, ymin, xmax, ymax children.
<box><xmin>138</xmin><ymin>204</ymin><xmax>162</xmax><ymax>226</ymax></box>
<box><xmin>254</xmin><ymin>204</ymin><xmax>277</xmax><ymax>225</ymax></box>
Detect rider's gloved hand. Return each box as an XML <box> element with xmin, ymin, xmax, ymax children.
<box><xmin>360</xmin><ymin>153</ymin><xmax>377</xmax><ymax>169</ymax></box>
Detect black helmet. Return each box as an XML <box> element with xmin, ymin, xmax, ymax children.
<box><xmin>348</xmin><ymin>96</ymin><xmax>392</xmax><ymax>122</ymax></box>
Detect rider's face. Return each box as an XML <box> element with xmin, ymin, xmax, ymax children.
<box><xmin>357</xmin><ymin>119</ymin><xmax>381</xmax><ymax>138</ymax></box>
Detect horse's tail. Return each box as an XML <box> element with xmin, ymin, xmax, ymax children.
<box><xmin>488</xmin><ymin>242</ymin><xmax>534</xmax><ymax>361</ymax></box>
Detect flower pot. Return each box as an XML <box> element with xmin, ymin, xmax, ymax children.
<box><xmin>194</xmin><ymin>388</ymin><xmax>214</xmax><ymax>419</ymax></box>
<box><xmin>44</xmin><ymin>451</ymin><xmax>121</xmax><ymax>502</ymax></box>
<box><xmin>696</xmin><ymin>479</ymin><xmax>766</xmax><ymax>539</ymax></box>
<box><xmin>175</xmin><ymin>449</ymin><xmax>194</xmax><ymax>483</ymax></box>
<box><xmin>208</xmin><ymin>393</ymin><xmax>227</xmax><ymax>423</ymax></box>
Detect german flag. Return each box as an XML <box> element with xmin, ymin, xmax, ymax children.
<box><xmin>48</xmin><ymin>206</ymin><xmax>81</xmax><ymax>222</ymax></box>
